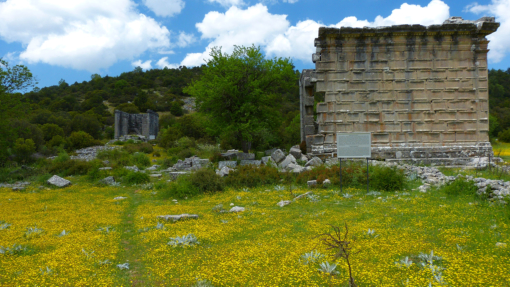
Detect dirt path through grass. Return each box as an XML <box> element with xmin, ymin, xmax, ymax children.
<box><xmin>116</xmin><ymin>190</ymin><xmax>151</xmax><ymax>286</ymax></box>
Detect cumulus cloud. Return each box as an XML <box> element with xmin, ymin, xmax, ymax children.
<box><xmin>156</xmin><ymin>57</ymin><xmax>179</xmax><ymax>69</ymax></box>
<box><xmin>132</xmin><ymin>59</ymin><xmax>153</xmax><ymax>70</ymax></box>
<box><xmin>177</xmin><ymin>32</ymin><xmax>197</xmax><ymax>47</ymax></box>
<box><xmin>181</xmin><ymin>3</ymin><xmax>289</xmax><ymax>66</ymax></box>
<box><xmin>466</xmin><ymin>0</ymin><xmax>510</xmax><ymax>63</ymax></box>
<box><xmin>143</xmin><ymin>0</ymin><xmax>185</xmax><ymax>17</ymax></box>
<box><xmin>0</xmin><ymin>0</ymin><xmax>171</xmax><ymax>71</ymax></box>
<box><xmin>181</xmin><ymin>1</ymin><xmax>450</xmax><ymax>67</ymax></box>
<box><xmin>207</xmin><ymin>0</ymin><xmax>245</xmax><ymax>7</ymax></box>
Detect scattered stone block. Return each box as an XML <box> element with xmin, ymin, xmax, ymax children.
<box><xmin>277</xmin><ymin>200</ymin><xmax>292</xmax><ymax>207</ymax></box>
<box><xmin>99</xmin><ymin>167</ymin><xmax>112</xmax><ymax>170</ymax></box>
<box><xmin>271</xmin><ymin>149</ymin><xmax>286</xmax><ymax>163</ymax></box>
<box><xmin>240</xmin><ymin>160</ymin><xmax>262</xmax><ymax>166</ymax></box>
<box><xmin>124</xmin><ymin>166</ymin><xmax>139</xmax><ymax>172</ymax></box>
<box><xmin>323</xmin><ymin>179</ymin><xmax>331</xmax><ymax>187</ymax></box>
<box><xmin>218</xmin><ymin>161</ymin><xmax>237</xmax><ymax>169</ymax></box>
<box><xmin>278</xmin><ymin>154</ymin><xmax>297</xmax><ymax>169</ymax></box>
<box><xmin>47</xmin><ymin>175</ymin><xmax>71</xmax><ymax>188</ymax></box>
<box><xmin>167</xmin><ymin>172</ymin><xmax>189</xmax><ymax>180</ymax></box>
<box><xmin>146</xmin><ymin>165</ymin><xmax>160</xmax><ymax>171</ymax></box>
<box><xmin>293</xmin><ymin>191</ymin><xmax>312</xmax><ymax>201</ymax></box>
<box><xmin>157</xmin><ymin>214</ymin><xmax>199</xmax><ymax>222</ymax></box>
<box><xmin>289</xmin><ymin>146</ymin><xmax>302</xmax><ymax>160</ymax></box>
<box><xmin>99</xmin><ymin>176</ymin><xmax>116</xmax><ymax>185</ymax></box>
<box><xmin>496</xmin><ymin>242</ymin><xmax>507</xmax><ymax>248</ymax></box>
<box><xmin>237</xmin><ymin>153</ymin><xmax>255</xmax><ymax>160</ymax></box>
<box><xmin>305</xmin><ymin>157</ymin><xmax>323</xmax><ymax>167</ymax></box>
<box><xmin>307</xmin><ymin>180</ymin><xmax>317</xmax><ymax>187</ymax></box>
<box><xmin>265</xmin><ymin>148</ymin><xmax>278</xmax><ymax>156</ymax></box>
<box><xmin>216</xmin><ymin>166</ymin><xmax>232</xmax><ymax>177</ymax></box>
<box><xmin>114</xmin><ymin>196</ymin><xmax>127</xmax><ymax>201</ymax></box>
<box><xmin>261</xmin><ymin>156</ymin><xmax>275</xmax><ymax>166</ymax></box>
<box><xmin>150</xmin><ymin>174</ymin><xmax>162</xmax><ymax>178</ymax></box>
<box><xmin>229</xmin><ymin>206</ymin><xmax>245</xmax><ymax>212</ymax></box>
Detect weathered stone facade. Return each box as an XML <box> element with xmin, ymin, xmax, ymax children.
<box><xmin>114</xmin><ymin>109</ymin><xmax>159</xmax><ymax>140</ymax></box>
<box><xmin>300</xmin><ymin>17</ymin><xmax>500</xmax><ymax>165</ymax></box>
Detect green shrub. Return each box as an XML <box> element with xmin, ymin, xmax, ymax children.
<box><xmin>158</xmin><ymin>175</ymin><xmax>199</xmax><ymax>199</ymax></box>
<box><xmin>48</xmin><ymin>160</ymin><xmax>95</xmax><ymax>176</ymax></box>
<box><xmin>47</xmin><ymin>135</ymin><xmax>66</xmax><ymax>149</ymax></box>
<box><xmin>112</xmin><ymin>140</ymin><xmax>125</xmax><ymax>145</ymax></box>
<box><xmin>370</xmin><ymin>165</ymin><xmax>406</xmax><ymax>192</ymax></box>
<box><xmin>41</xmin><ymin>123</ymin><xmax>64</xmax><ymax>142</ymax></box>
<box><xmin>209</xmin><ymin>152</ymin><xmax>223</xmax><ymax>163</ymax></box>
<box><xmin>86</xmin><ymin>163</ymin><xmax>108</xmax><ymax>182</ymax></box>
<box><xmin>53</xmin><ymin>148</ymin><xmax>70</xmax><ymax>163</ymax></box>
<box><xmin>498</xmin><ymin>129</ymin><xmax>510</xmax><ymax>143</ymax></box>
<box><xmin>131</xmin><ymin>152</ymin><xmax>151</xmax><ymax>167</ymax></box>
<box><xmin>189</xmin><ymin>168</ymin><xmax>224</xmax><ymax>193</ymax></box>
<box><xmin>439</xmin><ymin>177</ymin><xmax>478</xmax><ymax>197</ymax></box>
<box><xmin>177</xmin><ymin>148</ymin><xmax>195</xmax><ymax>159</ymax></box>
<box><xmin>123</xmin><ymin>171</ymin><xmax>150</xmax><ymax>185</ymax></box>
<box><xmin>225</xmin><ymin>165</ymin><xmax>281</xmax><ymax>188</ymax></box>
<box><xmin>124</xmin><ymin>143</ymin><xmax>154</xmax><ymax>154</ymax></box>
<box><xmin>97</xmin><ymin>148</ymin><xmax>132</xmax><ymax>168</ymax></box>
<box><xmin>67</xmin><ymin>131</ymin><xmax>96</xmax><ymax>150</ymax></box>
<box><xmin>14</xmin><ymin>138</ymin><xmax>36</xmax><ymax>163</ymax></box>
<box><xmin>153</xmin><ymin>151</ymin><xmax>161</xmax><ymax>157</ymax></box>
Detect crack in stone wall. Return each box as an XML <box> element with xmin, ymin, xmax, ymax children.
<box><xmin>300</xmin><ymin>17</ymin><xmax>500</xmax><ymax>164</ymax></box>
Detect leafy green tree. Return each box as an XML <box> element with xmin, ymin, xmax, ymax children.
<box><xmin>67</xmin><ymin>131</ymin><xmax>96</xmax><ymax>150</ymax></box>
<box><xmin>117</xmin><ymin>103</ymin><xmax>140</xmax><ymax>114</ymax></box>
<box><xmin>41</xmin><ymin>123</ymin><xmax>65</xmax><ymax>142</ymax></box>
<box><xmin>183</xmin><ymin>45</ymin><xmax>298</xmax><ymax>152</ymax></box>
<box><xmin>0</xmin><ymin>58</ymin><xmax>37</xmax><ymax>93</ymax></box>
<box><xmin>14</xmin><ymin>138</ymin><xmax>36</xmax><ymax>163</ymax></box>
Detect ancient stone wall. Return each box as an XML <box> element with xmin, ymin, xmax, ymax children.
<box><xmin>114</xmin><ymin>110</ymin><xmax>159</xmax><ymax>140</ymax></box>
<box><xmin>300</xmin><ymin>17</ymin><xmax>500</xmax><ymax>165</ymax></box>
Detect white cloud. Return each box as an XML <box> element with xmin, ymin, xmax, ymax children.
<box><xmin>207</xmin><ymin>0</ymin><xmax>245</xmax><ymax>8</ymax></box>
<box><xmin>466</xmin><ymin>0</ymin><xmax>510</xmax><ymax>63</ymax></box>
<box><xmin>181</xmin><ymin>3</ymin><xmax>289</xmax><ymax>66</ymax></box>
<box><xmin>177</xmin><ymin>32</ymin><xmax>197</xmax><ymax>47</ymax></box>
<box><xmin>132</xmin><ymin>59</ymin><xmax>153</xmax><ymax>70</ymax></box>
<box><xmin>156</xmin><ymin>57</ymin><xmax>179</xmax><ymax>69</ymax></box>
<box><xmin>181</xmin><ymin>1</ymin><xmax>450</xmax><ymax>67</ymax></box>
<box><xmin>0</xmin><ymin>0</ymin><xmax>171</xmax><ymax>71</ymax></box>
<box><xmin>143</xmin><ymin>0</ymin><xmax>185</xmax><ymax>17</ymax></box>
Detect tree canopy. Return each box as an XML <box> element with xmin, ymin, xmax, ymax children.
<box><xmin>183</xmin><ymin>45</ymin><xmax>299</xmax><ymax>152</ymax></box>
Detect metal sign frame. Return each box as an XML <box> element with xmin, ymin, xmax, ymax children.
<box><xmin>336</xmin><ymin>132</ymin><xmax>371</xmax><ymax>158</ymax></box>
<box><xmin>336</xmin><ymin>132</ymin><xmax>372</xmax><ymax>194</ymax></box>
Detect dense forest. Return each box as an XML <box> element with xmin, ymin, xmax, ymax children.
<box><xmin>3</xmin><ymin>62</ymin><xmax>510</xmax><ymax>166</ymax></box>
<box><xmin>0</xmin><ymin>63</ymin><xmax>301</xmax><ymax>164</ymax></box>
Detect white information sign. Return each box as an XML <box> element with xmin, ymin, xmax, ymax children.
<box><xmin>336</xmin><ymin>132</ymin><xmax>371</xmax><ymax>158</ymax></box>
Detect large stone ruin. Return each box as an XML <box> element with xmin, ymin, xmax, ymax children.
<box><xmin>300</xmin><ymin>17</ymin><xmax>500</xmax><ymax>165</ymax></box>
<box><xmin>114</xmin><ymin>109</ymin><xmax>159</xmax><ymax>140</ymax></box>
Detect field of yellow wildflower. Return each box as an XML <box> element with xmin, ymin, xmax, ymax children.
<box><xmin>1</xmin><ymin>178</ymin><xmax>510</xmax><ymax>286</ymax></box>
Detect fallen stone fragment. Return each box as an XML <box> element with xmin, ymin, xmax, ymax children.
<box><xmin>124</xmin><ymin>166</ymin><xmax>139</xmax><ymax>172</ymax></box>
<box><xmin>271</xmin><ymin>149</ymin><xmax>286</xmax><ymax>164</ymax></box>
<box><xmin>305</xmin><ymin>157</ymin><xmax>323</xmax><ymax>167</ymax></box>
<box><xmin>216</xmin><ymin>166</ymin><xmax>232</xmax><ymax>177</ymax></box>
<box><xmin>307</xmin><ymin>180</ymin><xmax>317</xmax><ymax>187</ymax></box>
<box><xmin>293</xmin><ymin>191</ymin><xmax>312</xmax><ymax>201</ymax></box>
<box><xmin>150</xmin><ymin>174</ymin><xmax>162</xmax><ymax>178</ymax></box>
<box><xmin>323</xmin><ymin>179</ymin><xmax>331</xmax><ymax>187</ymax></box>
<box><xmin>47</xmin><ymin>175</ymin><xmax>71</xmax><ymax>188</ymax></box>
<box><xmin>157</xmin><ymin>214</ymin><xmax>199</xmax><ymax>222</ymax></box>
<box><xmin>261</xmin><ymin>156</ymin><xmax>275</xmax><ymax>166</ymax></box>
<box><xmin>229</xmin><ymin>206</ymin><xmax>245</xmax><ymax>212</ymax></box>
<box><xmin>237</xmin><ymin>153</ymin><xmax>255</xmax><ymax>160</ymax></box>
<box><xmin>496</xmin><ymin>242</ymin><xmax>507</xmax><ymax>248</ymax></box>
<box><xmin>278</xmin><ymin>154</ymin><xmax>297</xmax><ymax>169</ymax></box>
<box><xmin>114</xmin><ymin>196</ymin><xmax>127</xmax><ymax>200</ymax></box>
<box><xmin>240</xmin><ymin>160</ymin><xmax>262</xmax><ymax>166</ymax></box>
<box><xmin>277</xmin><ymin>200</ymin><xmax>292</xmax><ymax>207</ymax></box>
<box><xmin>218</xmin><ymin>161</ymin><xmax>237</xmax><ymax>169</ymax></box>
<box><xmin>99</xmin><ymin>167</ymin><xmax>112</xmax><ymax>170</ymax></box>
<box><xmin>146</xmin><ymin>165</ymin><xmax>160</xmax><ymax>171</ymax></box>
<box><xmin>289</xmin><ymin>146</ymin><xmax>302</xmax><ymax>160</ymax></box>
<box><xmin>99</xmin><ymin>176</ymin><xmax>116</xmax><ymax>185</ymax></box>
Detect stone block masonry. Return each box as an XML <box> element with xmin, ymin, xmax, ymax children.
<box><xmin>114</xmin><ymin>109</ymin><xmax>159</xmax><ymax>140</ymax></box>
<box><xmin>300</xmin><ymin>17</ymin><xmax>500</xmax><ymax>164</ymax></box>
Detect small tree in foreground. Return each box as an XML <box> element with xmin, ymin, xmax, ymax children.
<box><xmin>317</xmin><ymin>223</ymin><xmax>361</xmax><ymax>287</ymax></box>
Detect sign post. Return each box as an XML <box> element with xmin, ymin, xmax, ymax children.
<box><xmin>336</xmin><ymin>132</ymin><xmax>371</xmax><ymax>194</ymax></box>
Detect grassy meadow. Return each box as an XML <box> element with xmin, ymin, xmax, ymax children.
<box><xmin>1</xmin><ymin>173</ymin><xmax>510</xmax><ymax>286</ymax></box>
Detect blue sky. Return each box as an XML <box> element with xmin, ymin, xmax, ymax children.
<box><xmin>1</xmin><ymin>0</ymin><xmax>509</xmax><ymax>89</ymax></box>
